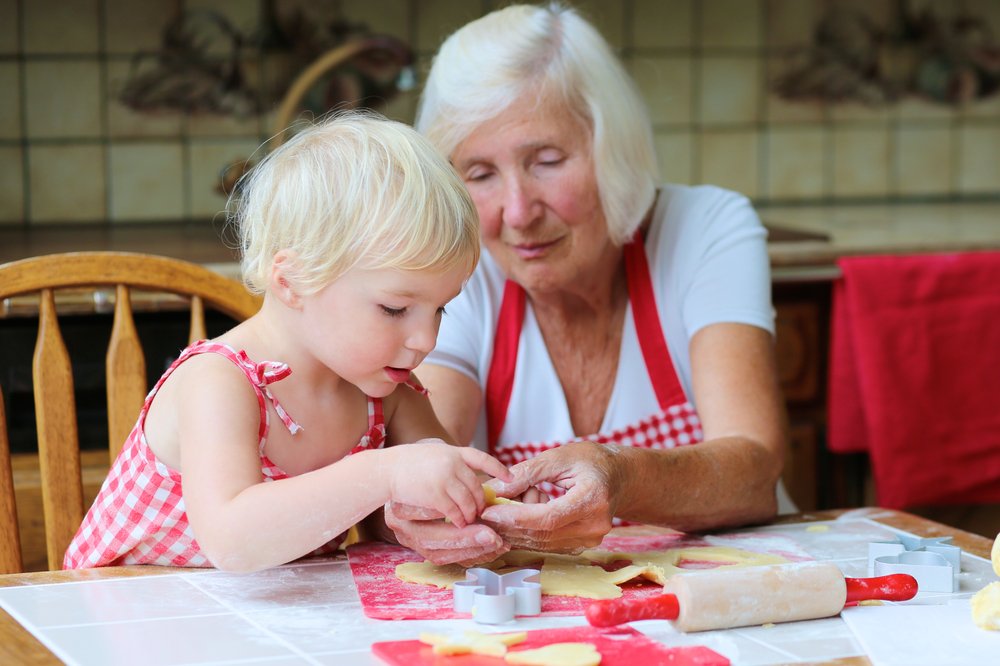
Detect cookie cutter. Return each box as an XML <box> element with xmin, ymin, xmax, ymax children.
<box><xmin>867</xmin><ymin>535</ymin><xmax>960</xmax><ymax>594</ymax></box>
<box><xmin>453</xmin><ymin>568</ymin><xmax>541</xmax><ymax>624</ymax></box>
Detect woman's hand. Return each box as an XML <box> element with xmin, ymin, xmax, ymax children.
<box><xmin>479</xmin><ymin>441</ymin><xmax>621</xmax><ymax>553</ymax></box>
<box><xmin>383</xmin><ymin>501</ymin><xmax>509</xmax><ymax>566</ymax></box>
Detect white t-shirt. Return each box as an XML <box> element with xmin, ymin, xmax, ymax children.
<box><xmin>426</xmin><ymin>184</ymin><xmax>774</xmax><ymax>451</ymax></box>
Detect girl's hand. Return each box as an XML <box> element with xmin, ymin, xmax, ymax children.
<box><xmin>386</xmin><ymin>439</ymin><xmax>512</xmax><ymax>529</ymax></box>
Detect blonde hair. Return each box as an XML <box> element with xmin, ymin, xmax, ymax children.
<box><xmin>232</xmin><ymin>111</ymin><xmax>480</xmax><ymax>295</ymax></box>
<box><xmin>415</xmin><ymin>3</ymin><xmax>659</xmax><ymax>245</ymax></box>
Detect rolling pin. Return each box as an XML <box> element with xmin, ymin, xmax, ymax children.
<box><xmin>586</xmin><ymin>562</ymin><xmax>917</xmax><ymax>632</ymax></box>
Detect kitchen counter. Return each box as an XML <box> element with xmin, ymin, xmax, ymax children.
<box><xmin>4</xmin><ymin>203</ymin><xmax>999</xmax><ymax>286</ymax></box>
<box><xmin>761</xmin><ymin>201</ymin><xmax>1000</xmax><ymax>281</ymax></box>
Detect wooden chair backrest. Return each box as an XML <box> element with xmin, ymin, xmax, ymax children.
<box><xmin>0</xmin><ymin>252</ymin><xmax>261</xmax><ymax>573</ymax></box>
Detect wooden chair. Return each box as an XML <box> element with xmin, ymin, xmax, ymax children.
<box><xmin>0</xmin><ymin>251</ymin><xmax>261</xmax><ymax>573</ymax></box>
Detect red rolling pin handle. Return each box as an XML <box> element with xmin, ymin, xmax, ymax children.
<box><xmin>845</xmin><ymin>573</ymin><xmax>918</xmax><ymax>604</ymax></box>
<box><xmin>586</xmin><ymin>594</ymin><xmax>680</xmax><ymax>628</ymax></box>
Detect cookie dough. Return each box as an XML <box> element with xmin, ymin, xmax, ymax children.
<box><xmin>992</xmin><ymin>531</ymin><xmax>1000</xmax><ymax>577</ymax></box>
<box><xmin>971</xmin><ymin>581</ymin><xmax>1000</xmax><ymax>631</ymax></box>
<box><xmin>420</xmin><ymin>630</ymin><xmax>527</xmax><ymax>656</ymax></box>
<box><xmin>505</xmin><ymin>642</ymin><xmax>601</xmax><ymax>666</ymax></box>
<box><xmin>395</xmin><ymin>546</ymin><xmax>789</xmax><ymax>599</ymax></box>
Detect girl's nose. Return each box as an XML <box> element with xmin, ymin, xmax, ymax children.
<box><xmin>406</xmin><ymin>318</ymin><xmax>438</xmax><ymax>354</ymax></box>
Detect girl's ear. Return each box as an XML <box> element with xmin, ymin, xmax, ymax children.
<box><xmin>269</xmin><ymin>250</ymin><xmax>302</xmax><ymax>308</ymax></box>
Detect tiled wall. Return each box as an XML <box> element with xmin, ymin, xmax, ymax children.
<box><xmin>1</xmin><ymin>0</ymin><xmax>999</xmax><ymax>226</ymax></box>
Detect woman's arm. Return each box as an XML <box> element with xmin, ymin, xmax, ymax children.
<box><xmin>411</xmin><ymin>363</ymin><xmax>484</xmax><ymax>445</ymax></box>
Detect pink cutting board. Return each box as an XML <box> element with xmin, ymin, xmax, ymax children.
<box><xmin>348</xmin><ymin>532</ymin><xmax>810</xmax><ymax>620</ymax></box>
<box><xmin>371</xmin><ymin>626</ymin><xmax>730</xmax><ymax>665</ymax></box>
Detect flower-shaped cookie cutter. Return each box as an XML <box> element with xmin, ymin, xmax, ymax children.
<box><xmin>453</xmin><ymin>568</ymin><xmax>542</xmax><ymax>624</ymax></box>
<box><xmin>867</xmin><ymin>535</ymin><xmax>960</xmax><ymax>594</ymax></box>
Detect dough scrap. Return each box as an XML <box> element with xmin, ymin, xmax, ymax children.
<box><xmin>505</xmin><ymin>642</ymin><xmax>601</xmax><ymax>666</ymax></box>
<box><xmin>971</xmin><ymin>581</ymin><xmax>1000</xmax><ymax>631</ymax></box>
<box><xmin>395</xmin><ymin>545</ymin><xmax>788</xmax><ymax>598</ymax></box>
<box><xmin>484</xmin><ymin>484</ymin><xmax>521</xmax><ymax>506</ymax></box>
<box><xmin>420</xmin><ymin>630</ymin><xmax>526</xmax><ymax>656</ymax></box>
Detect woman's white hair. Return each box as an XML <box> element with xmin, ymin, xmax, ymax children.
<box><xmin>415</xmin><ymin>2</ymin><xmax>659</xmax><ymax>245</ymax></box>
<box><xmin>232</xmin><ymin>111</ymin><xmax>480</xmax><ymax>295</ymax></box>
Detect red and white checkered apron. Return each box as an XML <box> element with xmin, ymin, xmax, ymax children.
<box><xmin>485</xmin><ymin>232</ymin><xmax>703</xmax><ymax>511</ymax></box>
<box><xmin>63</xmin><ymin>341</ymin><xmax>391</xmax><ymax>569</ymax></box>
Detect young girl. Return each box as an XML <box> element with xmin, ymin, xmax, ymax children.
<box><xmin>64</xmin><ymin>112</ymin><xmax>511</xmax><ymax>572</ymax></box>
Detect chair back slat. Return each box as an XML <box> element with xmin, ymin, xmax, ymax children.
<box><xmin>33</xmin><ymin>289</ymin><xmax>85</xmax><ymax>570</ymax></box>
<box><xmin>0</xmin><ymin>251</ymin><xmax>262</xmax><ymax>571</ymax></box>
<box><xmin>106</xmin><ymin>285</ymin><xmax>147</xmax><ymax>462</ymax></box>
<box><xmin>0</xmin><ymin>384</ymin><xmax>23</xmax><ymax>574</ymax></box>
<box><xmin>189</xmin><ymin>295</ymin><xmax>207</xmax><ymax>343</ymax></box>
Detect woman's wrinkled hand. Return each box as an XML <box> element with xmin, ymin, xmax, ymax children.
<box><xmin>479</xmin><ymin>441</ymin><xmax>621</xmax><ymax>553</ymax></box>
<box><xmin>383</xmin><ymin>501</ymin><xmax>509</xmax><ymax>566</ymax></box>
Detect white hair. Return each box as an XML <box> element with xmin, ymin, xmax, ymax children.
<box><xmin>416</xmin><ymin>3</ymin><xmax>659</xmax><ymax>245</ymax></box>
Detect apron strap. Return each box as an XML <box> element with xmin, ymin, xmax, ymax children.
<box><xmin>485</xmin><ymin>280</ymin><xmax>525</xmax><ymax>452</ymax></box>
<box><xmin>485</xmin><ymin>231</ymin><xmax>686</xmax><ymax>452</ymax></box>
<box><xmin>623</xmin><ymin>233</ymin><xmax>687</xmax><ymax>410</ymax></box>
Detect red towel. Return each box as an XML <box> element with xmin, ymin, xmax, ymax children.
<box><xmin>827</xmin><ymin>252</ymin><xmax>1000</xmax><ymax>508</ymax></box>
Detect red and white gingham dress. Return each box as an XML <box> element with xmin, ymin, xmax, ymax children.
<box><xmin>63</xmin><ymin>341</ymin><xmax>392</xmax><ymax>569</ymax></box>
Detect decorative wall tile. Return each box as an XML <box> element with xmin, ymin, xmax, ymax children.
<box><xmin>630</xmin><ymin>56</ymin><xmax>693</xmax><ymax>126</ymax></box>
<box><xmin>700</xmin><ymin>0</ymin><xmax>761</xmax><ymax>49</ymax></box>
<box><xmin>699</xmin><ymin>129</ymin><xmax>760</xmax><ymax>197</ymax></box>
<box><xmin>23</xmin><ymin>0</ymin><xmax>98</xmax><ymax>54</ymax></box>
<box><xmin>415</xmin><ymin>0</ymin><xmax>482</xmax><ymax>53</ymax></box>
<box><xmin>104</xmin><ymin>0</ymin><xmax>175</xmax><ymax>55</ymax></box>
<box><xmin>0</xmin><ymin>0</ymin><xmax>19</xmax><ymax>54</ymax></box>
<box><xmin>341</xmin><ymin>0</ymin><xmax>410</xmax><ymax>40</ymax></box>
<box><xmin>28</xmin><ymin>144</ymin><xmax>106</xmax><ymax>222</ymax></box>
<box><xmin>699</xmin><ymin>56</ymin><xmax>761</xmax><ymax>125</ymax></box>
<box><xmin>24</xmin><ymin>61</ymin><xmax>102</xmax><ymax>139</ymax></box>
<box><xmin>895</xmin><ymin>124</ymin><xmax>953</xmax><ymax>196</ymax></box>
<box><xmin>0</xmin><ymin>63</ymin><xmax>20</xmax><ymax>139</ymax></box>
<box><xmin>957</xmin><ymin>124</ymin><xmax>1000</xmax><ymax>194</ymax></box>
<box><xmin>832</xmin><ymin>126</ymin><xmax>890</xmax><ymax>197</ymax></box>
<box><xmin>0</xmin><ymin>146</ymin><xmax>24</xmax><ymax>223</ymax></box>
<box><xmin>188</xmin><ymin>138</ymin><xmax>262</xmax><ymax>218</ymax></box>
<box><xmin>109</xmin><ymin>143</ymin><xmax>184</xmax><ymax>221</ymax></box>
<box><xmin>106</xmin><ymin>61</ymin><xmax>184</xmax><ymax>138</ymax></box>
<box><xmin>574</xmin><ymin>0</ymin><xmax>626</xmax><ymax>50</ymax></box>
<box><xmin>764</xmin><ymin>0</ymin><xmax>823</xmax><ymax>50</ymax></box>
<box><xmin>765</xmin><ymin>127</ymin><xmax>827</xmax><ymax>199</ymax></box>
<box><xmin>633</xmin><ymin>0</ymin><xmax>693</xmax><ymax>50</ymax></box>
<box><xmin>654</xmin><ymin>131</ymin><xmax>694</xmax><ymax>185</ymax></box>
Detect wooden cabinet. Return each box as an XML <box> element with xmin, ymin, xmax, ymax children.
<box><xmin>773</xmin><ymin>281</ymin><xmax>831</xmax><ymax>512</ymax></box>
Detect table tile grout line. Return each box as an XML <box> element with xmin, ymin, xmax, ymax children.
<box><xmin>0</xmin><ymin>601</ymin><xmax>86</xmax><ymax>666</ymax></box>
<box><xmin>180</xmin><ymin>569</ymin><xmax>329</xmax><ymax>666</ymax></box>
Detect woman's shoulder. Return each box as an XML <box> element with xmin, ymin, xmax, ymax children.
<box><xmin>658</xmin><ymin>183</ymin><xmax>756</xmax><ymax>218</ymax></box>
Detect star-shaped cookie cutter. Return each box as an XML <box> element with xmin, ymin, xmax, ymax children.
<box><xmin>453</xmin><ymin>568</ymin><xmax>542</xmax><ymax>624</ymax></box>
<box><xmin>867</xmin><ymin>535</ymin><xmax>960</xmax><ymax>594</ymax></box>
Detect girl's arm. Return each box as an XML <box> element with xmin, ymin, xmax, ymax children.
<box><xmin>177</xmin><ymin>358</ymin><xmax>507</xmax><ymax>572</ymax></box>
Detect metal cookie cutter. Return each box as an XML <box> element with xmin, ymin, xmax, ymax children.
<box><xmin>867</xmin><ymin>535</ymin><xmax>961</xmax><ymax>594</ymax></box>
<box><xmin>453</xmin><ymin>568</ymin><xmax>541</xmax><ymax>624</ymax></box>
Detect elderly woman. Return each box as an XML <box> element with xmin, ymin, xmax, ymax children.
<box><xmin>385</xmin><ymin>3</ymin><xmax>789</xmax><ymax>565</ymax></box>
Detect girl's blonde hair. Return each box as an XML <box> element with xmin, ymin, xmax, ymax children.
<box><xmin>415</xmin><ymin>3</ymin><xmax>659</xmax><ymax>246</ymax></box>
<box><xmin>233</xmin><ymin>111</ymin><xmax>480</xmax><ymax>295</ymax></box>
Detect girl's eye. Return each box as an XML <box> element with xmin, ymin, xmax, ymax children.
<box><xmin>380</xmin><ymin>305</ymin><xmax>406</xmax><ymax>318</ymax></box>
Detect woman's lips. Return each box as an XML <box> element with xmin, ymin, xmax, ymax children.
<box><xmin>511</xmin><ymin>238</ymin><xmax>559</xmax><ymax>260</ymax></box>
<box><xmin>384</xmin><ymin>367</ymin><xmax>412</xmax><ymax>383</ymax></box>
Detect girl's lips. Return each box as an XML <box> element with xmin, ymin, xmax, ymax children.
<box><xmin>384</xmin><ymin>367</ymin><xmax>412</xmax><ymax>383</ymax></box>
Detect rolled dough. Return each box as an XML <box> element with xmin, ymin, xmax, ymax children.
<box><xmin>395</xmin><ymin>546</ymin><xmax>789</xmax><ymax>599</ymax></box>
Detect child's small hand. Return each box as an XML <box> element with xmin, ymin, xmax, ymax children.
<box><xmin>386</xmin><ymin>440</ymin><xmax>512</xmax><ymax>528</ymax></box>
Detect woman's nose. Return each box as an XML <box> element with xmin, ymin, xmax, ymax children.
<box><xmin>500</xmin><ymin>174</ymin><xmax>540</xmax><ymax>229</ymax></box>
